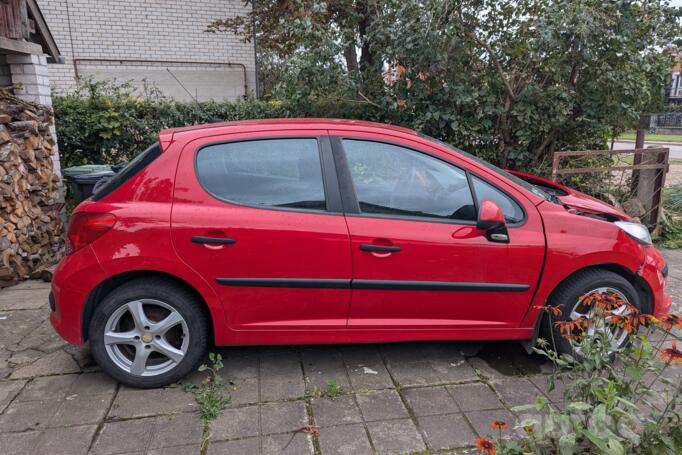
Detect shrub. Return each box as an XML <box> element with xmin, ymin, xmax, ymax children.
<box><xmin>477</xmin><ymin>296</ymin><xmax>682</xmax><ymax>454</ymax></box>
<box><xmin>54</xmin><ymin>78</ymin><xmax>400</xmax><ymax>169</ymax></box>
<box><xmin>52</xmin><ymin>79</ymin><xmax>293</xmax><ymax>168</ymax></box>
<box><xmin>657</xmin><ymin>185</ymin><xmax>682</xmax><ymax>248</ymax></box>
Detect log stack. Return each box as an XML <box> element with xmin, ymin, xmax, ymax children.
<box><xmin>0</xmin><ymin>89</ymin><xmax>63</xmax><ymax>288</ymax></box>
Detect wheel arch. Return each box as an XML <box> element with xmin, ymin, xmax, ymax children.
<box><xmin>522</xmin><ymin>262</ymin><xmax>653</xmax><ymax>353</ymax></box>
<box><xmin>547</xmin><ymin>263</ymin><xmax>653</xmax><ymax>315</ymax></box>
<box><xmin>81</xmin><ymin>270</ymin><xmax>215</xmax><ymax>342</ymax></box>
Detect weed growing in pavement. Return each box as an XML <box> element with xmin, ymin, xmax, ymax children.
<box><xmin>473</xmin><ymin>295</ymin><xmax>682</xmax><ymax>454</ymax></box>
<box><xmin>312</xmin><ymin>379</ymin><xmax>345</xmax><ymax>399</ymax></box>
<box><xmin>183</xmin><ymin>352</ymin><xmax>232</xmax><ymax>422</ymax></box>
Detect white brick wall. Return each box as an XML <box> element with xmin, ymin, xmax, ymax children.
<box><xmin>7</xmin><ymin>54</ymin><xmax>53</xmax><ymax>106</ymax></box>
<box><xmin>39</xmin><ymin>0</ymin><xmax>256</xmax><ymax>100</ymax></box>
<box><xmin>4</xmin><ymin>53</ymin><xmax>61</xmax><ymax>177</ymax></box>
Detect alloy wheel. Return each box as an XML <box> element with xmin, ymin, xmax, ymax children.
<box><xmin>569</xmin><ymin>287</ymin><xmax>632</xmax><ymax>351</ymax></box>
<box><xmin>103</xmin><ymin>299</ymin><xmax>189</xmax><ymax>376</ymax></box>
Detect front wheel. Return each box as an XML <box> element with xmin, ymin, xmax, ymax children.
<box><xmin>544</xmin><ymin>269</ymin><xmax>641</xmax><ymax>356</ymax></box>
<box><xmin>89</xmin><ymin>278</ymin><xmax>209</xmax><ymax>388</ymax></box>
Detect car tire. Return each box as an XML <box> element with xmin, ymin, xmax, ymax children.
<box><xmin>543</xmin><ymin>269</ymin><xmax>641</xmax><ymax>356</ymax></box>
<box><xmin>89</xmin><ymin>278</ymin><xmax>209</xmax><ymax>388</ymax></box>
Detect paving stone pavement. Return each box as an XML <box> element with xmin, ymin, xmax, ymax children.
<box><xmin>0</xmin><ymin>252</ymin><xmax>680</xmax><ymax>454</ymax></box>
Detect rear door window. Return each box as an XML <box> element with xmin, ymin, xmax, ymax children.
<box><xmin>196</xmin><ymin>138</ymin><xmax>327</xmax><ymax>211</ymax></box>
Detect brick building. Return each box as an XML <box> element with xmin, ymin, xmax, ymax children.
<box><xmin>38</xmin><ymin>0</ymin><xmax>257</xmax><ymax>101</ymax></box>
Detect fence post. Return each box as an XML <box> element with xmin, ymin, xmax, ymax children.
<box><xmin>647</xmin><ymin>148</ymin><xmax>669</xmax><ymax>234</ymax></box>
<box><xmin>631</xmin><ymin>116</ymin><xmax>648</xmax><ymax>192</ymax></box>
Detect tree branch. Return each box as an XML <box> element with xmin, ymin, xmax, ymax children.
<box><xmin>462</xmin><ymin>29</ymin><xmax>516</xmax><ymax>101</ymax></box>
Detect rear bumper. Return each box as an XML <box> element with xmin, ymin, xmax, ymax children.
<box><xmin>639</xmin><ymin>247</ymin><xmax>672</xmax><ymax>317</ymax></box>
<box><xmin>50</xmin><ymin>246</ymin><xmax>107</xmax><ymax>345</ymax></box>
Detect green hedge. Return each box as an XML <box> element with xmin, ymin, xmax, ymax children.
<box><xmin>53</xmin><ymin>79</ymin><xmax>389</xmax><ymax>169</ymax></box>
<box><xmin>51</xmin><ymin>78</ymin><xmax>607</xmax><ymax>182</ymax></box>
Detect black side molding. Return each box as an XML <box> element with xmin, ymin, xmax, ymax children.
<box><xmin>191</xmin><ymin>236</ymin><xmax>237</xmax><ymax>245</ymax></box>
<box><xmin>352</xmin><ymin>280</ymin><xmax>529</xmax><ymax>292</ymax></box>
<box><xmin>216</xmin><ymin>278</ymin><xmax>529</xmax><ymax>292</ymax></box>
<box><xmin>215</xmin><ymin>278</ymin><xmax>350</xmax><ymax>289</ymax></box>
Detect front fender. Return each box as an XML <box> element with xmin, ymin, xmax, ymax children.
<box><xmin>521</xmin><ymin>203</ymin><xmax>646</xmax><ymax>327</ymax></box>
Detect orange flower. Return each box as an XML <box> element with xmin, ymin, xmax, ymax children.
<box><xmin>476</xmin><ymin>436</ymin><xmax>496</xmax><ymax>455</ymax></box>
<box><xmin>661</xmin><ymin>341</ymin><xmax>682</xmax><ymax>364</ymax></box>
<box><xmin>596</xmin><ymin>292</ymin><xmax>625</xmax><ymax>311</ymax></box>
<box><xmin>659</xmin><ymin>313</ymin><xmax>682</xmax><ymax>330</ymax></box>
<box><xmin>609</xmin><ymin>314</ymin><xmax>636</xmax><ymax>333</ymax></box>
<box><xmin>634</xmin><ymin>313</ymin><xmax>658</xmax><ymax>328</ymax></box>
<box><xmin>555</xmin><ymin>319</ymin><xmax>588</xmax><ymax>340</ymax></box>
<box><xmin>579</xmin><ymin>292</ymin><xmax>601</xmax><ymax>307</ymax></box>
<box><xmin>534</xmin><ymin>305</ymin><xmax>562</xmax><ymax>316</ymax></box>
<box><xmin>490</xmin><ymin>420</ymin><xmax>509</xmax><ymax>430</ymax></box>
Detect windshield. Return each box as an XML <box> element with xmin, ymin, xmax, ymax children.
<box><xmin>418</xmin><ymin>133</ymin><xmax>550</xmax><ymax>201</ymax></box>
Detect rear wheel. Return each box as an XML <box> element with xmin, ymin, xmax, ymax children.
<box><xmin>89</xmin><ymin>278</ymin><xmax>208</xmax><ymax>388</ymax></box>
<box><xmin>544</xmin><ymin>269</ymin><xmax>641</xmax><ymax>356</ymax></box>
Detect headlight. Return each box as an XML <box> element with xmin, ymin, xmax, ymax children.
<box><xmin>614</xmin><ymin>221</ymin><xmax>652</xmax><ymax>245</ymax></box>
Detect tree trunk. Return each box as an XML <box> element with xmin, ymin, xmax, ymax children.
<box><xmin>344</xmin><ymin>44</ymin><xmax>359</xmax><ymax>77</ymax></box>
<box><xmin>356</xmin><ymin>0</ymin><xmax>383</xmax><ymax>97</ymax></box>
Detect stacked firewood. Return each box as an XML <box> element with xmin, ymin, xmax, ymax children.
<box><xmin>0</xmin><ymin>89</ymin><xmax>63</xmax><ymax>288</ymax></box>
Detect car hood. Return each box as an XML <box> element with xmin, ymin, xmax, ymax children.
<box><xmin>507</xmin><ymin>170</ymin><xmax>630</xmax><ymax>221</ymax></box>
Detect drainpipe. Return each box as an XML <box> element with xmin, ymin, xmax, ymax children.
<box><xmin>252</xmin><ymin>0</ymin><xmax>260</xmax><ymax>99</ymax></box>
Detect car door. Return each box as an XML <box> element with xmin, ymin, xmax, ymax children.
<box><xmin>330</xmin><ymin>132</ymin><xmax>545</xmax><ymax>330</ymax></box>
<box><xmin>171</xmin><ymin>130</ymin><xmax>352</xmax><ymax>330</ymax></box>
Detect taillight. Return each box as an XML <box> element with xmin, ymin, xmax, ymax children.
<box><xmin>65</xmin><ymin>212</ymin><xmax>117</xmax><ymax>255</ymax></box>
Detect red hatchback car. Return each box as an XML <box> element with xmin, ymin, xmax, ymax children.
<box><xmin>50</xmin><ymin>119</ymin><xmax>671</xmax><ymax>387</ymax></box>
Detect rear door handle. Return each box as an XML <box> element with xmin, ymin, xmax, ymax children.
<box><xmin>359</xmin><ymin>244</ymin><xmax>401</xmax><ymax>253</ymax></box>
<box><xmin>191</xmin><ymin>236</ymin><xmax>236</xmax><ymax>245</ymax></box>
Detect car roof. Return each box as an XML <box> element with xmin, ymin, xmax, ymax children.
<box><xmin>159</xmin><ymin>118</ymin><xmax>417</xmax><ymax>136</ymax></box>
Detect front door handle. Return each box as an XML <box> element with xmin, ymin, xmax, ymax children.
<box><xmin>360</xmin><ymin>244</ymin><xmax>401</xmax><ymax>253</ymax></box>
<box><xmin>191</xmin><ymin>236</ymin><xmax>237</xmax><ymax>245</ymax></box>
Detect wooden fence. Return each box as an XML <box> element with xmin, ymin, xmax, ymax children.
<box><xmin>551</xmin><ymin>147</ymin><xmax>669</xmax><ymax>230</ymax></box>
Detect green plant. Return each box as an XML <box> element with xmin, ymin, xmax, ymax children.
<box><xmin>313</xmin><ymin>379</ymin><xmax>345</xmax><ymax>399</ymax></box>
<box><xmin>657</xmin><ymin>185</ymin><xmax>682</xmax><ymax>248</ymax></box>
<box><xmin>185</xmin><ymin>352</ymin><xmax>232</xmax><ymax>422</ymax></box>
<box><xmin>476</xmin><ymin>296</ymin><xmax>682</xmax><ymax>454</ymax></box>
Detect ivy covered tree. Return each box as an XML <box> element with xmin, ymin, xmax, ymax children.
<box><xmin>212</xmin><ymin>0</ymin><xmax>681</xmax><ymax>170</ymax></box>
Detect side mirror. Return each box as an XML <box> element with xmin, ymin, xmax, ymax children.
<box><xmin>476</xmin><ymin>200</ymin><xmax>509</xmax><ymax>243</ymax></box>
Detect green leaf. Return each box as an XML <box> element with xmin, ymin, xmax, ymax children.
<box><xmin>582</xmin><ymin>429</ymin><xmax>610</xmax><ymax>453</ymax></box>
<box><xmin>614</xmin><ymin>397</ymin><xmax>637</xmax><ymax>410</ymax></box>
<box><xmin>559</xmin><ymin>433</ymin><xmax>577</xmax><ymax>455</ymax></box>
<box><xmin>567</xmin><ymin>402</ymin><xmax>592</xmax><ymax>412</ymax></box>
<box><xmin>607</xmin><ymin>438</ymin><xmax>625</xmax><ymax>455</ymax></box>
<box><xmin>625</xmin><ymin>364</ymin><xmax>643</xmax><ymax>381</ymax></box>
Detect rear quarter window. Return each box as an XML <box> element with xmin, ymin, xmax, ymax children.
<box><xmin>92</xmin><ymin>143</ymin><xmax>162</xmax><ymax>201</ymax></box>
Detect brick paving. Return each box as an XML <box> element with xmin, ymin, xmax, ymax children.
<box><xmin>0</xmin><ymin>252</ymin><xmax>680</xmax><ymax>454</ymax></box>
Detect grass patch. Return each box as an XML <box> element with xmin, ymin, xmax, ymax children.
<box><xmin>618</xmin><ymin>132</ymin><xmax>682</xmax><ymax>143</ymax></box>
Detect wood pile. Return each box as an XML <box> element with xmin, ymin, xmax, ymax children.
<box><xmin>0</xmin><ymin>89</ymin><xmax>63</xmax><ymax>288</ymax></box>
